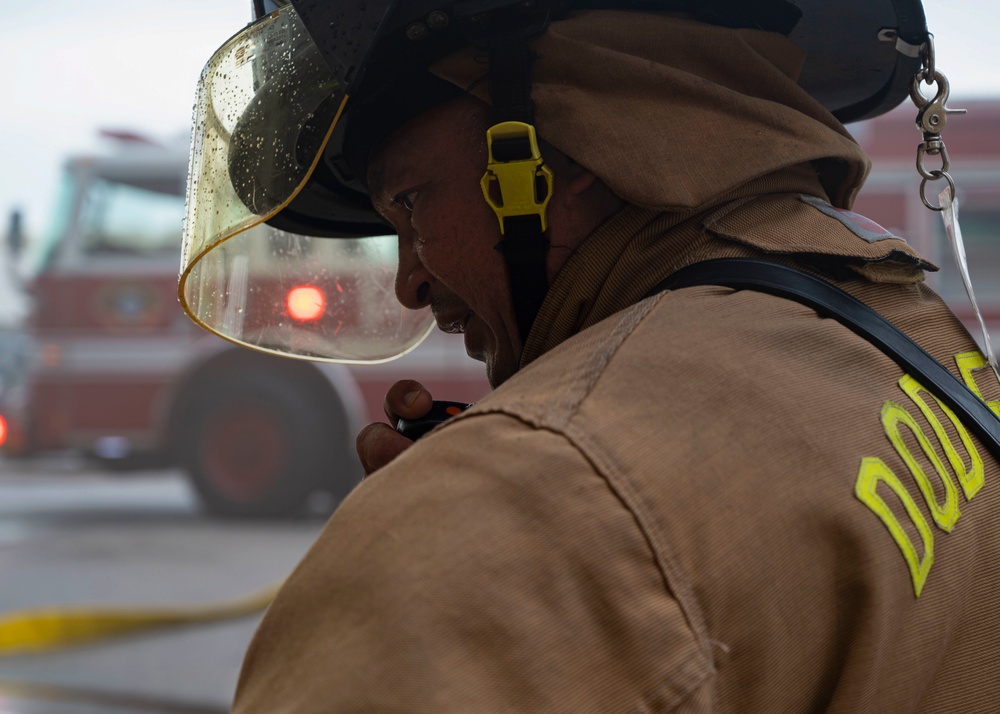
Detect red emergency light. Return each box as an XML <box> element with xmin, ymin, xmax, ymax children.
<box><xmin>286</xmin><ymin>285</ymin><xmax>326</xmax><ymax>322</ymax></box>
<box><xmin>0</xmin><ymin>415</ymin><xmax>7</xmax><ymax>448</ymax></box>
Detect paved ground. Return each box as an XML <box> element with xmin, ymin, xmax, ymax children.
<box><xmin>0</xmin><ymin>455</ymin><xmax>327</xmax><ymax>713</ymax></box>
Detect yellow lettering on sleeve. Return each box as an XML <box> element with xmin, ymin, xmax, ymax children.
<box><xmin>955</xmin><ymin>350</ymin><xmax>1000</xmax><ymax>418</ymax></box>
<box><xmin>898</xmin><ymin>375</ymin><xmax>984</xmax><ymax>500</ymax></box>
<box><xmin>855</xmin><ymin>457</ymin><xmax>935</xmax><ymax>597</ymax></box>
<box><xmin>881</xmin><ymin>401</ymin><xmax>961</xmax><ymax>532</ymax></box>
<box><xmin>857</xmin><ymin>350</ymin><xmax>996</xmax><ymax>597</ymax></box>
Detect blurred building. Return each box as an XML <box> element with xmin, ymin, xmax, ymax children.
<box><xmin>852</xmin><ymin>99</ymin><xmax>1000</xmax><ymax>337</ymax></box>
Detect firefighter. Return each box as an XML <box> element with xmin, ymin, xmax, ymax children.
<box><xmin>181</xmin><ymin>0</ymin><xmax>1000</xmax><ymax>710</ymax></box>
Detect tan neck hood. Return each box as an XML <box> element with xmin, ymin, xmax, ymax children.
<box><xmin>432</xmin><ymin>9</ymin><xmax>871</xmax><ymax>210</ymax></box>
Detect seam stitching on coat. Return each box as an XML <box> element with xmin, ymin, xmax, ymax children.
<box><xmin>550</xmin><ymin>292</ymin><xmax>717</xmax><ymax>665</ymax></box>
<box><xmin>548</xmin><ymin>295</ymin><xmax>662</xmax><ymax>428</ymax></box>
<box><xmin>629</xmin><ymin>655</ymin><xmax>716</xmax><ymax>714</ymax></box>
<box><xmin>429</xmin><ymin>410</ymin><xmax>716</xmax><ymax>708</ymax></box>
<box><xmin>565</xmin><ymin>420</ymin><xmax>717</xmax><ymax>667</ymax></box>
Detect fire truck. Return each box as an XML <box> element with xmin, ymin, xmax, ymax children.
<box><xmin>0</xmin><ymin>132</ymin><xmax>489</xmax><ymax>517</ymax></box>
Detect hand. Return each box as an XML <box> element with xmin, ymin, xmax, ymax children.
<box><xmin>356</xmin><ymin>380</ymin><xmax>433</xmax><ymax>477</ymax></box>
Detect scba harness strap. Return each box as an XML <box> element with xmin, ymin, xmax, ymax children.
<box><xmin>651</xmin><ymin>258</ymin><xmax>1000</xmax><ymax>460</ymax></box>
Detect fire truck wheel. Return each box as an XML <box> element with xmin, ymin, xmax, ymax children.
<box><xmin>178</xmin><ymin>369</ymin><xmax>343</xmax><ymax>519</ymax></box>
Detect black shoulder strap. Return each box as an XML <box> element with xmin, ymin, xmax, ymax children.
<box><xmin>650</xmin><ymin>258</ymin><xmax>1000</xmax><ymax>460</ymax></box>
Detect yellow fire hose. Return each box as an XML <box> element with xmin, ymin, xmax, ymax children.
<box><xmin>0</xmin><ymin>582</ymin><xmax>281</xmax><ymax>656</ymax></box>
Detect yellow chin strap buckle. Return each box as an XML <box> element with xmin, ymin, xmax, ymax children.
<box><xmin>480</xmin><ymin>121</ymin><xmax>554</xmax><ymax>233</ymax></box>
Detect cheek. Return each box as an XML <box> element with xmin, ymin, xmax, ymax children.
<box><xmin>407</xmin><ymin>158</ymin><xmax>511</xmax><ymax>306</ymax></box>
<box><xmin>417</xmin><ymin>219</ymin><xmax>510</xmax><ymax>313</ymax></box>
<box><xmin>413</xmin><ymin>191</ymin><xmax>503</xmax><ymax>270</ymax></box>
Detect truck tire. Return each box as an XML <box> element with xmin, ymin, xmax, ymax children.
<box><xmin>178</xmin><ymin>368</ymin><xmax>350</xmax><ymax>518</ymax></box>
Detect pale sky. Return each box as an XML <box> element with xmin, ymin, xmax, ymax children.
<box><xmin>1</xmin><ymin>0</ymin><xmax>998</xmax><ymax>244</ymax></box>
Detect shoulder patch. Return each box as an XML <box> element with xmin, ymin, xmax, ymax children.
<box><xmin>799</xmin><ymin>194</ymin><xmax>898</xmax><ymax>243</ymax></box>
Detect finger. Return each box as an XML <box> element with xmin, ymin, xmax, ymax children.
<box><xmin>383</xmin><ymin>379</ymin><xmax>433</xmax><ymax>422</ymax></box>
<box><xmin>356</xmin><ymin>422</ymin><xmax>414</xmax><ymax>476</ymax></box>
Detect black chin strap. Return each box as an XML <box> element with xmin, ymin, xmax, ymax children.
<box><xmin>487</xmin><ymin>30</ymin><xmax>551</xmax><ymax>345</ymax></box>
<box><xmin>653</xmin><ymin>258</ymin><xmax>1000</xmax><ymax>460</ymax></box>
<box><xmin>496</xmin><ymin>214</ymin><xmax>550</xmax><ymax>345</ymax></box>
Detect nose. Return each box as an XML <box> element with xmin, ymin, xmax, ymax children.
<box><xmin>395</xmin><ymin>232</ymin><xmax>433</xmax><ymax>310</ymax></box>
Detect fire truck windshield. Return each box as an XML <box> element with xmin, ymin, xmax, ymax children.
<box><xmin>23</xmin><ymin>156</ymin><xmax>188</xmax><ymax>279</ymax></box>
<box><xmin>79</xmin><ymin>177</ymin><xmax>184</xmax><ymax>256</ymax></box>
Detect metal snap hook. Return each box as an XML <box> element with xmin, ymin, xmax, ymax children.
<box><xmin>911</xmin><ymin>70</ymin><xmax>967</xmax><ymax>136</ymax></box>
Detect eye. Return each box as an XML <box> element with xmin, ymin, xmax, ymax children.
<box><xmin>394</xmin><ymin>190</ymin><xmax>418</xmax><ymax>212</ymax></box>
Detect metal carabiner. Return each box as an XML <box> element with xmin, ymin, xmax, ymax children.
<box><xmin>910</xmin><ymin>70</ymin><xmax>967</xmax><ymax>138</ymax></box>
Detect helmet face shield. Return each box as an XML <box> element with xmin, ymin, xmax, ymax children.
<box><xmin>180</xmin><ymin>4</ymin><xmax>435</xmax><ymax>363</ymax></box>
<box><xmin>182</xmin><ymin>224</ymin><xmax>433</xmax><ymax>363</ymax></box>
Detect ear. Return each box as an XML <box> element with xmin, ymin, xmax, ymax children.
<box><xmin>563</xmin><ymin>162</ymin><xmax>599</xmax><ymax>195</ymax></box>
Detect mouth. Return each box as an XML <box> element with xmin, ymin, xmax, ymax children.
<box><xmin>434</xmin><ymin>311</ymin><xmax>472</xmax><ymax>335</ymax></box>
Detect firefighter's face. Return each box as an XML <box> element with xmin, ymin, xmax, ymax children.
<box><xmin>368</xmin><ymin>97</ymin><xmax>525</xmax><ymax>387</ymax></box>
<box><xmin>369</xmin><ymin>95</ymin><xmax>620</xmax><ymax>387</ymax></box>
